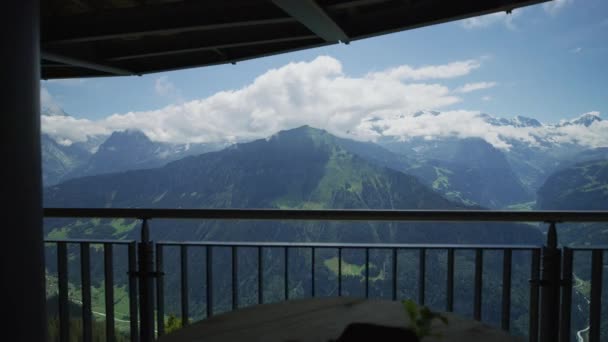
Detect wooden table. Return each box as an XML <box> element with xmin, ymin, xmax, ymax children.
<box><xmin>158</xmin><ymin>297</ymin><xmax>524</xmax><ymax>342</ymax></box>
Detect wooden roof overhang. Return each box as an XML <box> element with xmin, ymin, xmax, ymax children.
<box><xmin>41</xmin><ymin>0</ymin><xmax>550</xmax><ymax>79</ymax></box>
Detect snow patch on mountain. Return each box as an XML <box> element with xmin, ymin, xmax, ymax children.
<box><xmin>558</xmin><ymin>111</ymin><xmax>602</xmax><ymax>127</ymax></box>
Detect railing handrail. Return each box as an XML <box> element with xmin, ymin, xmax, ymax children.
<box><xmin>155</xmin><ymin>240</ymin><xmax>542</xmax><ymax>249</ymax></box>
<box><xmin>45</xmin><ymin>238</ymin><xmax>136</xmax><ymax>244</ymax></box>
<box><xmin>43</xmin><ymin>207</ymin><xmax>608</xmax><ymax>222</ymax></box>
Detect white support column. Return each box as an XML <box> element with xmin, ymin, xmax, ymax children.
<box><xmin>0</xmin><ymin>1</ymin><xmax>45</xmax><ymax>341</ymax></box>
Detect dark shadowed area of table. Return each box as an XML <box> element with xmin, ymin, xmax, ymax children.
<box><xmin>158</xmin><ymin>297</ymin><xmax>524</xmax><ymax>342</ymax></box>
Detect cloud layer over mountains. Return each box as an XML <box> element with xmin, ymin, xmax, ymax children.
<box><xmin>41</xmin><ymin>56</ymin><xmax>606</xmax><ymax>150</ymax></box>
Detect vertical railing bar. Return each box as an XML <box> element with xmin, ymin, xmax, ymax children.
<box><xmin>233</xmin><ymin>246</ymin><xmax>239</xmax><ymax>310</ymax></box>
<box><xmin>57</xmin><ymin>242</ymin><xmax>69</xmax><ymax>342</ymax></box>
<box><xmin>446</xmin><ymin>248</ymin><xmax>454</xmax><ymax>312</ymax></box>
<box><xmin>104</xmin><ymin>243</ymin><xmax>115</xmax><ymax>342</ymax></box>
<box><xmin>539</xmin><ymin>222</ymin><xmax>561</xmax><ymax>342</ymax></box>
<box><xmin>392</xmin><ymin>248</ymin><xmax>398</xmax><ymax>301</ymax></box>
<box><xmin>338</xmin><ymin>248</ymin><xmax>342</xmax><ymax>297</ymax></box>
<box><xmin>206</xmin><ymin>246</ymin><xmax>214</xmax><ymax>317</ymax></box>
<box><xmin>474</xmin><ymin>248</ymin><xmax>483</xmax><ymax>321</ymax></box>
<box><xmin>180</xmin><ymin>245</ymin><xmax>189</xmax><ymax>327</ymax></box>
<box><xmin>559</xmin><ymin>247</ymin><xmax>573</xmax><ymax>342</ymax></box>
<box><xmin>258</xmin><ymin>247</ymin><xmax>263</xmax><ymax>304</ymax></box>
<box><xmin>155</xmin><ymin>244</ymin><xmax>165</xmax><ymax>336</ymax></box>
<box><xmin>419</xmin><ymin>248</ymin><xmax>426</xmax><ymax>305</ymax></box>
<box><xmin>127</xmin><ymin>242</ymin><xmax>139</xmax><ymax>342</ymax></box>
<box><xmin>138</xmin><ymin>219</ymin><xmax>155</xmax><ymax>342</ymax></box>
<box><xmin>501</xmin><ymin>249</ymin><xmax>512</xmax><ymax>331</ymax></box>
<box><xmin>284</xmin><ymin>247</ymin><xmax>289</xmax><ymax>301</ymax></box>
<box><xmin>80</xmin><ymin>242</ymin><xmax>92</xmax><ymax>342</ymax></box>
<box><xmin>365</xmin><ymin>248</ymin><xmax>370</xmax><ymax>298</ymax></box>
<box><xmin>312</xmin><ymin>247</ymin><xmax>316</xmax><ymax>297</ymax></box>
<box><xmin>529</xmin><ymin>249</ymin><xmax>541</xmax><ymax>342</ymax></box>
<box><xmin>589</xmin><ymin>249</ymin><xmax>603</xmax><ymax>342</ymax></box>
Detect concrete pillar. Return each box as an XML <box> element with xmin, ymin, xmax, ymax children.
<box><xmin>0</xmin><ymin>1</ymin><xmax>45</xmax><ymax>341</ymax></box>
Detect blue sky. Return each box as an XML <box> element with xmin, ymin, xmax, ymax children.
<box><xmin>41</xmin><ymin>0</ymin><xmax>608</xmax><ymax>147</ymax></box>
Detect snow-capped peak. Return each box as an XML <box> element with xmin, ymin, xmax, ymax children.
<box><xmin>512</xmin><ymin>115</ymin><xmax>542</xmax><ymax>128</ymax></box>
<box><xmin>559</xmin><ymin>111</ymin><xmax>602</xmax><ymax>127</ymax></box>
<box><xmin>478</xmin><ymin>113</ymin><xmax>541</xmax><ymax>127</ymax></box>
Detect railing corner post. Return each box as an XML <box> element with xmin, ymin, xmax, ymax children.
<box><xmin>138</xmin><ymin>218</ymin><xmax>156</xmax><ymax>342</ymax></box>
<box><xmin>539</xmin><ymin>221</ymin><xmax>561</xmax><ymax>342</ymax></box>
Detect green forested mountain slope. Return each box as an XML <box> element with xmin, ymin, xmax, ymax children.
<box><xmin>381</xmin><ymin>138</ymin><xmax>532</xmax><ymax>208</ymax></box>
<box><xmin>538</xmin><ymin>159</ymin><xmax>608</xmax><ymax>211</ymax></box>
<box><xmin>537</xmin><ymin>160</ymin><xmax>608</xmax><ymax>339</ymax></box>
<box><xmin>45</xmin><ymin>126</ymin><xmax>454</xmax><ymax>211</ymax></box>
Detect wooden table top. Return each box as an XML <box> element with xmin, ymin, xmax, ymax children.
<box><xmin>158</xmin><ymin>297</ymin><xmax>524</xmax><ymax>342</ymax></box>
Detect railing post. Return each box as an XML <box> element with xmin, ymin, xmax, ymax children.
<box><xmin>137</xmin><ymin>218</ymin><xmax>156</xmax><ymax>342</ymax></box>
<box><xmin>539</xmin><ymin>222</ymin><xmax>561</xmax><ymax>342</ymax></box>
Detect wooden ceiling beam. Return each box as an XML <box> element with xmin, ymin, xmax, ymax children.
<box><xmin>42</xmin><ymin>51</ymin><xmax>135</xmax><ymax>76</ymax></box>
<box><xmin>272</xmin><ymin>0</ymin><xmax>350</xmax><ymax>43</ymax></box>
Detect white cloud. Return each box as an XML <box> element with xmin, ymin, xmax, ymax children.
<box><xmin>42</xmin><ymin>115</ymin><xmax>109</xmax><ymax>142</ymax></box>
<box><xmin>570</xmin><ymin>47</ymin><xmax>582</xmax><ymax>53</ymax></box>
<box><xmin>482</xmin><ymin>96</ymin><xmax>492</xmax><ymax>101</ymax></box>
<box><xmin>40</xmin><ymin>55</ymin><xmax>608</xmax><ymax>151</ymax></box>
<box><xmin>543</xmin><ymin>0</ymin><xmax>574</xmax><ymax>15</ymax></box>
<box><xmin>455</xmin><ymin>82</ymin><xmax>497</xmax><ymax>93</ymax></box>
<box><xmin>42</xmin><ymin>56</ymin><xmax>467</xmax><ymax>144</ymax></box>
<box><xmin>356</xmin><ymin>110</ymin><xmax>608</xmax><ymax>150</ymax></box>
<box><xmin>461</xmin><ymin>10</ymin><xmax>522</xmax><ymax>30</ymax></box>
<box><xmin>155</xmin><ymin>76</ymin><xmax>183</xmax><ymax>102</ymax></box>
<box><xmin>360</xmin><ymin>110</ymin><xmax>517</xmax><ymax>149</ymax></box>
<box><xmin>367</xmin><ymin>59</ymin><xmax>481</xmax><ymax>81</ymax></box>
<box><xmin>40</xmin><ymin>87</ymin><xmax>65</xmax><ymax>116</ymax></box>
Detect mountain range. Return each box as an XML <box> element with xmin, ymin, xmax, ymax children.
<box><xmin>42</xmin><ymin>130</ymin><xmax>225</xmax><ymax>185</ymax></box>
<box><xmin>44</xmin><ymin>125</ymin><xmax>547</xmax><ymax>336</ymax></box>
<box><xmin>42</xmin><ymin>109</ymin><xmax>606</xmax><ymax>209</ymax></box>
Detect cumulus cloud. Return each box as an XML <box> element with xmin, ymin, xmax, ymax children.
<box><xmin>461</xmin><ymin>10</ymin><xmax>522</xmax><ymax>30</ymax></box>
<box><xmin>359</xmin><ymin>110</ymin><xmax>521</xmax><ymax>149</ymax></box>
<box><xmin>42</xmin><ymin>56</ymin><xmax>467</xmax><ymax>144</ymax></box>
<box><xmin>543</xmin><ymin>0</ymin><xmax>574</xmax><ymax>15</ymax></box>
<box><xmin>155</xmin><ymin>76</ymin><xmax>183</xmax><ymax>102</ymax></box>
<box><xmin>40</xmin><ymin>55</ymin><xmax>608</xmax><ymax>151</ymax></box>
<box><xmin>455</xmin><ymin>82</ymin><xmax>497</xmax><ymax>93</ymax></box>
<box><xmin>366</xmin><ymin>59</ymin><xmax>481</xmax><ymax>80</ymax></box>
<box><xmin>40</xmin><ymin>87</ymin><xmax>65</xmax><ymax>116</ymax></box>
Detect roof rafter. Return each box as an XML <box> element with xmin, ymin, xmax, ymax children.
<box><xmin>109</xmin><ymin>35</ymin><xmax>319</xmax><ymax>61</ymax></box>
<box><xmin>271</xmin><ymin>0</ymin><xmax>350</xmax><ymax>43</ymax></box>
<box><xmin>41</xmin><ymin>51</ymin><xmax>135</xmax><ymax>76</ymax></box>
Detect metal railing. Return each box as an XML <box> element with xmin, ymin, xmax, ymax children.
<box><xmin>45</xmin><ymin>239</ymin><xmax>139</xmax><ymax>342</ymax></box>
<box><xmin>153</xmin><ymin>241</ymin><xmax>542</xmax><ymax>335</ymax></box>
<box><xmin>43</xmin><ymin>208</ymin><xmax>608</xmax><ymax>342</ymax></box>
